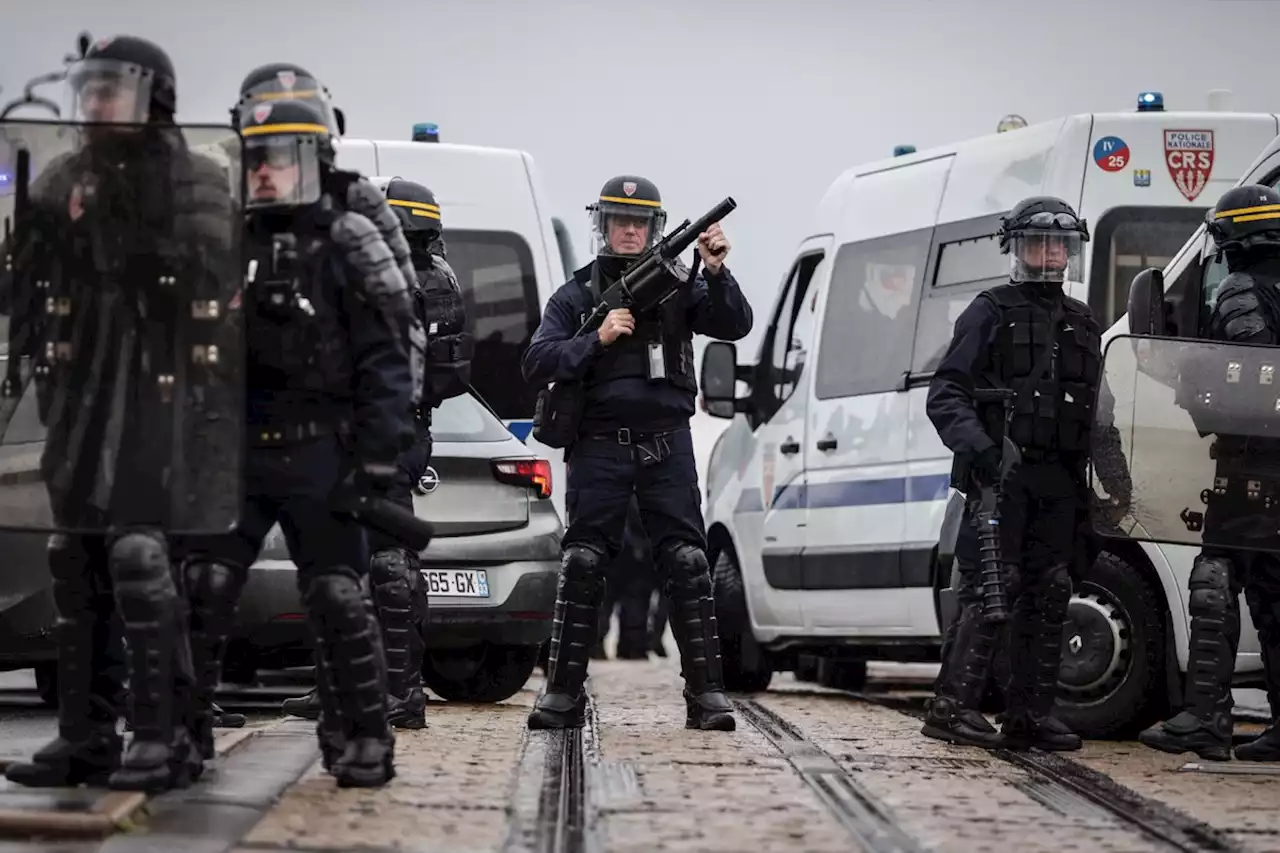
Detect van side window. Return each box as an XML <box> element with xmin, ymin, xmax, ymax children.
<box><xmin>1088</xmin><ymin>206</ymin><xmax>1207</xmax><ymax>329</ymax></box>
<box><xmin>911</xmin><ymin>233</ymin><xmax>1006</xmax><ymax>373</ymax></box>
<box><xmin>770</xmin><ymin>253</ymin><xmax>824</xmax><ymax>409</ymax></box>
<box><xmin>815</xmin><ymin>229</ymin><xmax>930</xmax><ymax>400</ymax></box>
<box><xmin>443</xmin><ymin>229</ymin><xmax>541</xmax><ymax>420</ymax></box>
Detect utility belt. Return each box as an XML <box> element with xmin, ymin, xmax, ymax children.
<box><xmin>582</xmin><ymin>425</ymin><xmax>689</xmax><ymax>446</ymax></box>
<box><xmin>578</xmin><ymin>426</ymin><xmax>690</xmax><ymax>467</ymax></box>
<box><xmin>249</xmin><ymin>418</ymin><xmax>350</xmax><ymax>448</ymax></box>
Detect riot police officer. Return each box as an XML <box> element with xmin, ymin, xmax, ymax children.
<box><xmin>178</xmin><ymin>98</ymin><xmax>417</xmax><ymax>788</ymax></box>
<box><xmin>281</xmin><ymin>178</ymin><xmax>469</xmax><ymax>728</ymax></box>
<box><xmin>522</xmin><ymin>175</ymin><xmax>752</xmax><ymax>730</ymax></box>
<box><xmin>2</xmin><ymin>35</ymin><xmax>239</xmax><ymax>792</ymax></box>
<box><xmin>1138</xmin><ymin>184</ymin><xmax>1280</xmax><ymax>762</ymax></box>
<box><xmin>924</xmin><ymin>197</ymin><xmax>1107</xmax><ymax>751</ymax></box>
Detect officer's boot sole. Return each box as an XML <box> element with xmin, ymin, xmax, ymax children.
<box><xmin>686</xmin><ymin>710</ymin><xmax>736</xmax><ymax>731</ymax></box>
<box><xmin>5</xmin><ymin>758</ymin><xmax>117</xmax><ymax>788</ymax></box>
<box><xmin>1138</xmin><ymin>728</ymin><xmax>1231</xmax><ymax>762</ymax></box>
<box><xmin>921</xmin><ymin>722</ymin><xmax>1000</xmax><ymax>749</ymax></box>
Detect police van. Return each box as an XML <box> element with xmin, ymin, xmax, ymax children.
<box><xmin>698</xmin><ymin>95</ymin><xmax>1279</xmax><ymax>737</ymax></box>
<box><xmin>335</xmin><ymin>128</ymin><xmax>578</xmax><ymax>521</ymax></box>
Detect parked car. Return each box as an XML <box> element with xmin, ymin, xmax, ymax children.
<box><xmin>0</xmin><ymin>385</ymin><xmax>561</xmax><ymax>706</ymax></box>
<box><xmin>225</xmin><ymin>389</ymin><xmax>561</xmax><ymax>703</ymax></box>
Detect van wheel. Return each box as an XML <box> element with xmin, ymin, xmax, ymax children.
<box><xmin>712</xmin><ymin>550</ymin><xmax>773</xmax><ymax>693</ymax></box>
<box><xmin>1054</xmin><ymin>551</ymin><xmax>1166</xmax><ymax>738</ymax></box>
<box><xmin>422</xmin><ymin>644</ymin><xmax>539</xmax><ymax>703</ymax></box>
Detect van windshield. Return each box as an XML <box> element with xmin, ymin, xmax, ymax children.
<box><xmin>1088</xmin><ymin>207</ymin><xmax>1207</xmax><ymax>329</ymax></box>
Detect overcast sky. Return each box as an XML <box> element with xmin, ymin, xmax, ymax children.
<box><xmin>4</xmin><ymin>0</ymin><xmax>1278</xmax><ymax>357</ymax></box>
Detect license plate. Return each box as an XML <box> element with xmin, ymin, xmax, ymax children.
<box><xmin>422</xmin><ymin>569</ymin><xmax>489</xmax><ymax>598</ymax></box>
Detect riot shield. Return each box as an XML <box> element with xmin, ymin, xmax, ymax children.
<box><xmin>0</xmin><ymin>118</ymin><xmax>244</xmax><ymax>534</ymax></box>
<box><xmin>1091</xmin><ymin>333</ymin><xmax>1280</xmax><ymax>553</ymax></box>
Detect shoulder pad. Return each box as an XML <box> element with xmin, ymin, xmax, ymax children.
<box><xmin>342</xmin><ymin>175</ymin><xmax>417</xmax><ymax>288</ymax></box>
<box><xmin>1213</xmin><ymin>272</ymin><xmax>1269</xmax><ymax>341</ymax></box>
<box><xmin>328</xmin><ymin>211</ymin><xmax>409</xmax><ymax>303</ymax></box>
<box><xmin>979</xmin><ymin>284</ymin><xmax>1024</xmax><ymax>308</ymax></box>
<box><xmin>429</xmin><ymin>255</ymin><xmax>461</xmax><ymax>293</ymax></box>
<box><xmin>1216</xmin><ymin>271</ymin><xmax>1258</xmax><ymax>303</ymax></box>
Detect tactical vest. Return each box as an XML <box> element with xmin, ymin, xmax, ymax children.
<box><xmin>579</xmin><ymin>266</ymin><xmax>696</xmax><ymax>393</ymax></box>
<box><xmin>980</xmin><ymin>285</ymin><xmax>1101</xmax><ymax>453</ymax></box>
<box><xmin>244</xmin><ymin>212</ymin><xmax>350</xmax><ymax>420</ymax></box>
<box><xmin>415</xmin><ymin>254</ymin><xmax>473</xmax><ymax>409</ymax></box>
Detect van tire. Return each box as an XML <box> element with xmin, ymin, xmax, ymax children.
<box><xmin>711</xmin><ymin>549</ymin><xmax>773</xmax><ymax>693</ymax></box>
<box><xmin>1053</xmin><ymin>551</ymin><xmax>1166</xmax><ymax>739</ymax></box>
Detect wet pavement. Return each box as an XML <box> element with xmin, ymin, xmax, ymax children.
<box><xmin>0</xmin><ymin>663</ymin><xmax>1271</xmax><ymax>852</ymax></box>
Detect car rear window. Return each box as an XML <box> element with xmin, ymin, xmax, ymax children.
<box><xmin>430</xmin><ymin>392</ymin><xmax>515</xmax><ymax>443</ymax></box>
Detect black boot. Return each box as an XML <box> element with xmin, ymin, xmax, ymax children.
<box><xmin>1140</xmin><ymin>710</ymin><xmax>1234</xmax><ymax>761</ymax></box>
<box><xmin>8</xmin><ymin>536</ymin><xmax>123</xmax><ymax>788</ymax></box>
<box><xmin>370</xmin><ymin>548</ymin><xmax>427</xmax><ymax>730</ymax></box>
<box><xmin>665</xmin><ymin>544</ymin><xmax>735</xmax><ymax>732</ymax></box>
<box><xmin>1235</xmin><ymin>726</ymin><xmax>1280</xmax><ymax>761</ymax></box>
<box><xmin>923</xmin><ymin>579</ymin><xmax>1001</xmax><ymax>748</ymax></box>
<box><xmin>528</xmin><ymin>546</ymin><xmax>604</xmax><ymax>730</ymax></box>
<box><xmin>107</xmin><ymin>533</ymin><xmax>198</xmax><ymax>793</ymax></box>
<box><xmin>283</xmin><ymin>686</ymin><xmax>323</xmax><ymax>721</ymax></box>
<box><xmin>184</xmin><ymin>560</ymin><xmax>247</xmax><ymax>760</ymax></box>
<box><xmin>1000</xmin><ymin>564</ymin><xmax>1081</xmax><ymax>752</ymax></box>
<box><xmin>305</xmin><ymin>574</ymin><xmax>395</xmax><ymax>788</ymax></box>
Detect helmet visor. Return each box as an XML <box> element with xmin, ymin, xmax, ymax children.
<box><xmin>590</xmin><ymin>200</ymin><xmax>666</xmax><ymax>257</ymax></box>
<box><xmin>68</xmin><ymin>58</ymin><xmax>154</xmax><ymax>125</ymax></box>
<box><xmin>243</xmin><ymin>135</ymin><xmax>321</xmax><ymax>209</ymax></box>
<box><xmin>1009</xmin><ymin>232</ymin><xmax>1084</xmax><ymax>283</ymax></box>
<box><xmin>237</xmin><ymin>76</ymin><xmax>339</xmax><ymax>135</ymax></box>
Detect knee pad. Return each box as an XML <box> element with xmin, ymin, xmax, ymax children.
<box><xmin>184</xmin><ymin>560</ymin><xmax>246</xmax><ymax>616</ymax></box>
<box><xmin>108</xmin><ymin>532</ymin><xmax>171</xmax><ymax>584</ymax></box>
<box><xmin>660</xmin><ymin>542</ymin><xmax>711</xmax><ymax>598</ymax></box>
<box><xmin>1190</xmin><ymin>556</ymin><xmax>1234</xmax><ymax>620</ymax></box>
<box><xmin>303</xmin><ymin>573</ymin><xmax>367</xmax><ymax>634</ymax></box>
<box><xmin>561</xmin><ymin>544</ymin><xmax>605</xmax><ymax>599</ymax></box>
<box><xmin>369</xmin><ymin>548</ymin><xmax>412</xmax><ymax>586</ymax></box>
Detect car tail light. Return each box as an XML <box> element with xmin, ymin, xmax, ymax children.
<box><xmin>492</xmin><ymin>458</ymin><xmax>552</xmax><ymax>499</ymax></box>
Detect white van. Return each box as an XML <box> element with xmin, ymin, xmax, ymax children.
<box><xmin>335</xmin><ymin>132</ymin><xmax>578</xmax><ymax>521</ymax></box>
<box><xmin>698</xmin><ymin>100</ymin><xmax>1280</xmax><ymax>736</ymax></box>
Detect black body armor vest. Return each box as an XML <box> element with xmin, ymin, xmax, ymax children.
<box><xmin>980</xmin><ymin>285</ymin><xmax>1101</xmax><ymax>453</ymax></box>
<box><xmin>579</xmin><ymin>266</ymin><xmax>696</xmax><ymax>393</ymax></box>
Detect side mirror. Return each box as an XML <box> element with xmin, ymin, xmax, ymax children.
<box><xmin>334</xmin><ymin>107</ymin><xmax>347</xmax><ymax>137</ymax></box>
<box><xmin>1127</xmin><ymin>267</ymin><xmax>1166</xmax><ymax>336</ymax></box>
<box><xmin>700</xmin><ymin>341</ymin><xmax>738</xmax><ymax>419</ymax></box>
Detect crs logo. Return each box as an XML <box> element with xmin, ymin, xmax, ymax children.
<box><xmin>415</xmin><ymin>466</ymin><xmax>440</xmax><ymax>495</ymax></box>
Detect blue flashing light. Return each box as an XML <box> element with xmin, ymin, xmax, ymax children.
<box><xmin>412</xmin><ymin>122</ymin><xmax>440</xmax><ymax>143</ymax></box>
<box><xmin>1137</xmin><ymin>91</ymin><xmax>1164</xmax><ymax>112</ymax></box>
<box><xmin>0</xmin><ymin>170</ymin><xmax>11</xmax><ymax>196</ymax></box>
<box><xmin>893</xmin><ymin>145</ymin><xmax>916</xmax><ymax>157</ymax></box>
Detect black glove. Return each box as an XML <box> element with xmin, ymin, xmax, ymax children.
<box><xmin>972</xmin><ymin>446</ymin><xmax>1003</xmax><ymax>488</ymax></box>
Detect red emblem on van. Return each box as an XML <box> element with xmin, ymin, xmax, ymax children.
<box><xmin>1164</xmin><ymin>130</ymin><xmax>1214</xmax><ymax>202</ymax></box>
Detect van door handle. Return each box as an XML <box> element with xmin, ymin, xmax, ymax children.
<box><xmin>780</xmin><ymin>438</ymin><xmax>800</xmax><ymax>455</ymax></box>
<box><xmin>816</xmin><ymin>435</ymin><xmax>837</xmax><ymax>451</ymax></box>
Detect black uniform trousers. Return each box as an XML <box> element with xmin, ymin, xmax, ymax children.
<box><xmin>936</xmin><ymin>461</ymin><xmax>1078</xmax><ymax>719</ymax></box>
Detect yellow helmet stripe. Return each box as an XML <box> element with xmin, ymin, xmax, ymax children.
<box><xmin>599</xmin><ymin>195</ymin><xmax>661</xmax><ymax>208</ymax></box>
<box><xmin>388</xmin><ymin>199</ymin><xmax>441</xmax><ymax>216</ymax></box>
<box><xmin>1214</xmin><ymin>203</ymin><xmax>1280</xmax><ymax>219</ymax></box>
<box><xmin>1230</xmin><ymin>211</ymin><xmax>1280</xmax><ymax>224</ymax></box>
<box><xmin>242</xmin><ymin>122</ymin><xmax>330</xmax><ymax>137</ymax></box>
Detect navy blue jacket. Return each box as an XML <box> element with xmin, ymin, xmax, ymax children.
<box><xmin>522</xmin><ymin>261</ymin><xmax>753</xmax><ymax>434</ymax></box>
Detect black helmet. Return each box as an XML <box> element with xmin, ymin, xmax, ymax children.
<box><xmin>1206</xmin><ymin>184</ymin><xmax>1280</xmax><ymax>265</ymax></box>
<box><xmin>232</xmin><ymin>62</ymin><xmax>343</xmax><ymax>136</ymax></box>
<box><xmin>587</xmin><ymin>175</ymin><xmax>667</xmax><ymax>259</ymax></box>
<box><xmin>383</xmin><ymin>178</ymin><xmax>441</xmax><ymax>236</ymax></box>
<box><xmin>240</xmin><ymin>99</ymin><xmax>333</xmax><ymax>209</ymax></box>
<box><xmin>68</xmin><ymin>34</ymin><xmax>176</xmax><ymax>123</ymax></box>
<box><xmin>998</xmin><ymin>196</ymin><xmax>1089</xmax><ymax>285</ymax></box>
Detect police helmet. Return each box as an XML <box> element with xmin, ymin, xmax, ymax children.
<box><xmin>587</xmin><ymin>175</ymin><xmax>667</xmax><ymax>258</ymax></box>
<box><xmin>383</xmin><ymin>178</ymin><xmax>442</xmax><ymax>236</ymax></box>
<box><xmin>1206</xmin><ymin>185</ymin><xmax>1280</xmax><ymax>261</ymax></box>
<box><xmin>232</xmin><ymin>62</ymin><xmax>344</xmax><ymax>136</ymax></box>
<box><xmin>68</xmin><ymin>35</ymin><xmax>177</xmax><ymax>124</ymax></box>
<box><xmin>240</xmin><ymin>99</ymin><xmax>333</xmax><ymax>209</ymax></box>
<box><xmin>998</xmin><ymin>196</ymin><xmax>1089</xmax><ymax>285</ymax></box>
